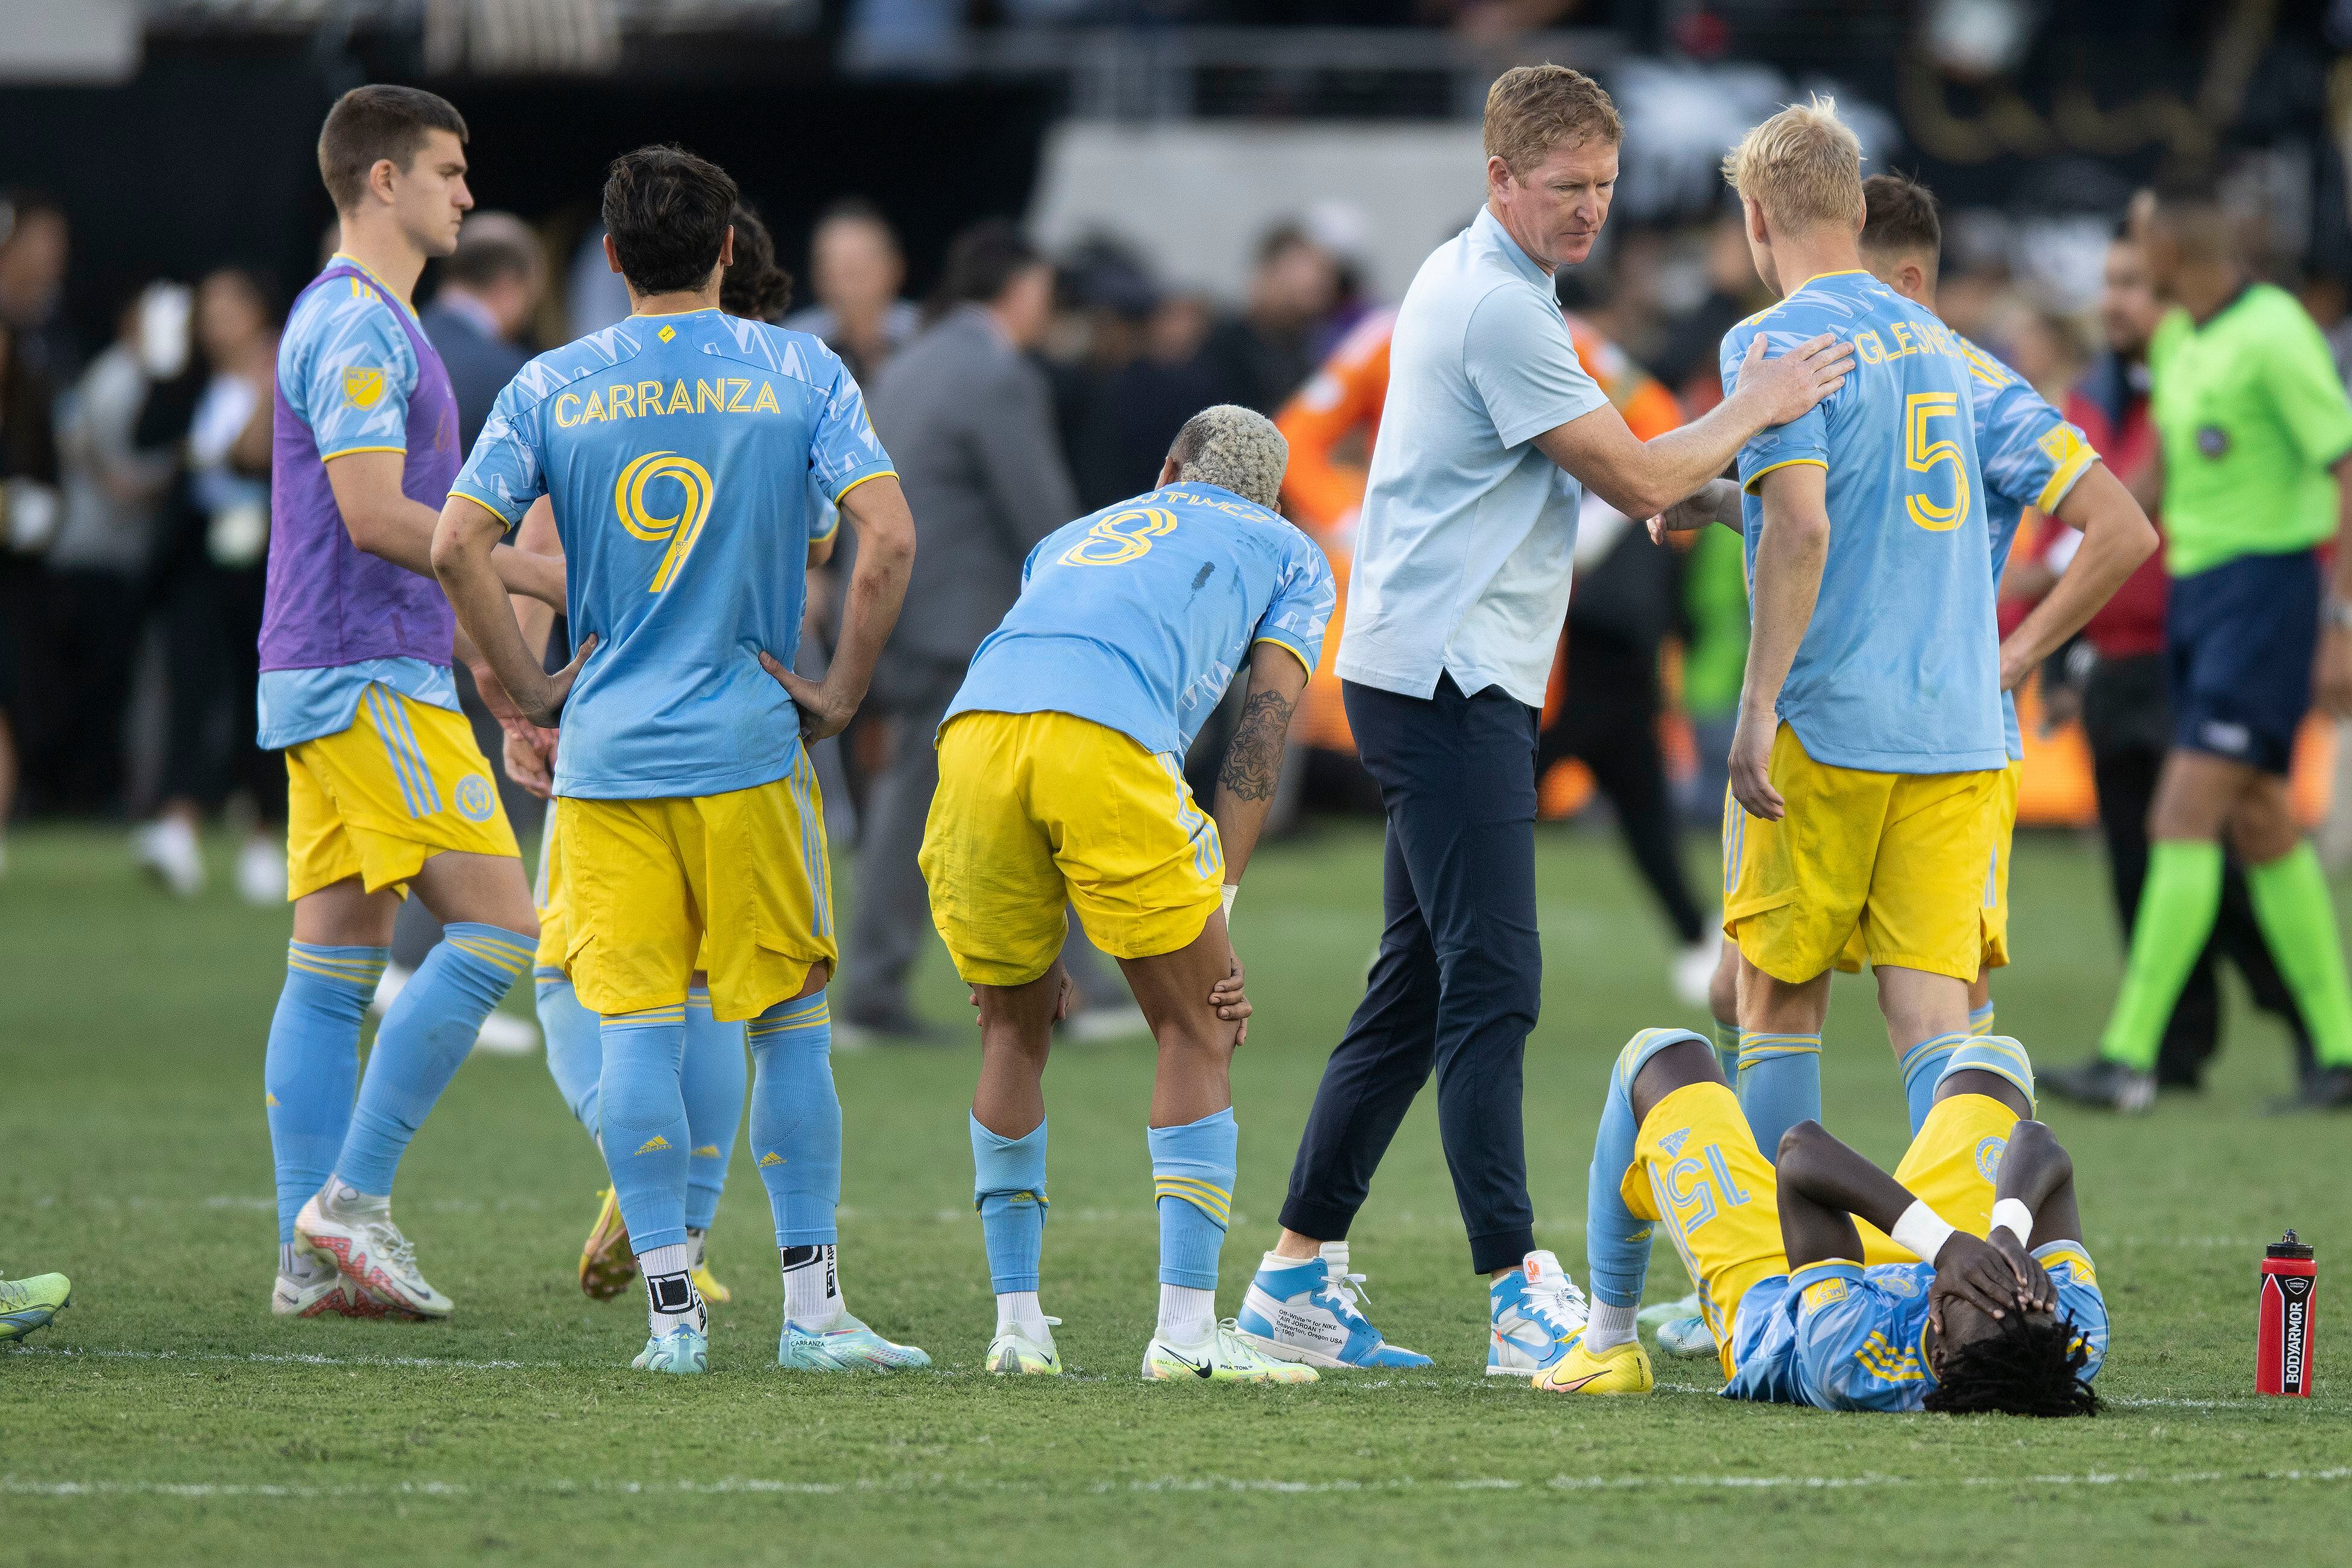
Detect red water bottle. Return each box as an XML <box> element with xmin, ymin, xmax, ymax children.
<box><xmin>2257</xmin><ymin>1230</ymin><xmax>2316</xmax><ymax>1397</ymax></box>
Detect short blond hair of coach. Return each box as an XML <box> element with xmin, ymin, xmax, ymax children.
<box><xmin>1235</xmin><ymin>65</ymin><xmax>1854</xmax><ymax>1376</ymax></box>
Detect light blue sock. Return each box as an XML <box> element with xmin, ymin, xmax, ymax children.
<box><xmin>536</xmin><ymin>967</ymin><xmax>601</xmax><ymax>1141</ymax></box>
<box><xmin>334</xmin><ymin>922</ymin><xmax>531</xmax><ymax>1196</ymax></box>
<box><xmin>599</xmin><ymin>1002</ymin><xmax>692</xmax><ymax>1254</ymax></box>
<box><xmin>970</xmin><ymin>1114</ymin><xmax>1048</xmax><ymax>1294</ymax></box>
<box><xmin>1585</xmin><ymin>1052</ymin><xmax>1652</xmax><ymax>1311</ymax></box>
<box><xmin>1899</xmin><ymin>1031</ymin><xmax>1968</xmax><ymax>1135</ymax></box>
<box><xmin>263</xmin><ymin>943</ymin><xmax>385</xmax><ymax>1245</ymax></box>
<box><xmin>1736</xmin><ymin>1031</ymin><xmax>1822</xmax><ymax>1155</ymax></box>
<box><xmin>746</xmin><ymin>994</ymin><xmax>839</xmax><ymax>1248</ymax></box>
<box><xmin>1940</xmin><ymin>1035</ymin><xmax>2037</xmax><ymax>1112</ymax></box>
<box><xmin>1969</xmin><ymin>1002</ymin><xmax>1996</xmax><ymax>1036</ymax></box>
<box><xmin>1148</xmin><ymin>1108</ymin><xmax>1236</xmax><ymax>1291</ymax></box>
<box><xmin>683</xmin><ymin>982</ymin><xmax>747</xmax><ymax>1231</ymax></box>
<box><xmin>1711</xmin><ymin>1019</ymin><xmax>1742</xmax><ymax>1083</ymax></box>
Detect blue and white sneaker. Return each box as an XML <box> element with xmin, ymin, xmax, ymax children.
<box><xmin>1487</xmin><ymin>1250</ymin><xmax>1589</xmax><ymax>1377</ymax></box>
<box><xmin>632</xmin><ymin>1323</ymin><xmax>708</xmax><ymax>1375</ymax></box>
<box><xmin>1235</xmin><ymin>1248</ymin><xmax>1432</xmax><ymax>1370</ymax></box>
<box><xmin>779</xmin><ymin>1312</ymin><xmax>932</xmax><ymax>1371</ymax></box>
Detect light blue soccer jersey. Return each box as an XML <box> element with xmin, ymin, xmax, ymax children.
<box><xmin>452</xmin><ymin>308</ymin><xmax>894</xmax><ymax>799</ymax></box>
<box><xmin>1959</xmin><ymin>337</ymin><xmax>2099</xmax><ymax>758</ymax></box>
<box><xmin>943</xmin><ymin>483</ymin><xmax>1336</xmax><ymax>759</ymax></box>
<box><xmin>1721</xmin><ymin>1244</ymin><xmax>2108</xmax><ymax>1411</ymax></box>
<box><xmin>1721</xmin><ymin>271</ymin><xmax>2005</xmax><ymax>773</ymax></box>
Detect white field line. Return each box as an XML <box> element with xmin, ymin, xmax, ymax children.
<box><xmin>5</xmin><ymin>1468</ymin><xmax>2347</xmax><ymax>1503</ymax></box>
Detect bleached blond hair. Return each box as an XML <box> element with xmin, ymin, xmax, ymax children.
<box><xmin>1722</xmin><ymin>95</ymin><xmax>1864</xmax><ymax>235</ymax></box>
<box><xmin>1169</xmin><ymin>405</ymin><xmax>1288</xmax><ymax>510</ymax></box>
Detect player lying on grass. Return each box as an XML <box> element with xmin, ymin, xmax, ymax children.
<box><xmin>922</xmin><ymin>405</ymin><xmax>1334</xmax><ymax>1383</ymax></box>
<box><xmin>498</xmin><ymin>204</ymin><xmax>802</xmax><ymax>1314</ymax></box>
<box><xmin>436</xmin><ymin>147</ymin><xmax>922</xmax><ymax>1376</ymax></box>
<box><xmin>1540</xmin><ymin>1025</ymin><xmax>2107</xmax><ymax>1414</ymax></box>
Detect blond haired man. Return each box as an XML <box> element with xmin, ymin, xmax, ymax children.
<box><xmin>1240</xmin><ymin>65</ymin><xmax>1850</xmax><ymax>1377</ymax></box>
<box><xmin>1690</xmin><ymin>98</ymin><xmax>2014</xmax><ymax>1230</ymax></box>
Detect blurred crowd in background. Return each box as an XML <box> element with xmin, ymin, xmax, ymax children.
<box><xmin>2</xmin><ymin>4</ymin><xmax>2350</xmax><ymax>1029</ymax></box>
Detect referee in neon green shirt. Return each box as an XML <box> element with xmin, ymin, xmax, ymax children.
<box><xmin>2050</xmin><ymin>174</ymin><xmax>2352</xmax><ymax>1113</ymax></box>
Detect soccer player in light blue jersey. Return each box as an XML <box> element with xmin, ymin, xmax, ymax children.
<box><xmin>263</xmin><ymin>86</ymin><xmax>566</xmax><ymax>1324</ymax></box>
<box><xmin>435</xmin><ymin>147</ymin><xmax>923</xmax><ymax>1376</ymax></box>
<box><xmin>1705</xmin><ymin>101</ymin><xmax>2013</xmax><ymax>1186</ymax></box>
<box><xmin>920</xmin><ymin>406</ymin><xmax>1339</xmax><ymax>1382</ymax></box>
<box><xmin>1538</xmin><ymin>1024</ymin><xmax>2106</xmax><ymax>1417</ymax></box>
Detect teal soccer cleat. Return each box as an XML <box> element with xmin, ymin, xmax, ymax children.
<box><xmin>779</xmin><ymin>1313</ymin><xmax>931</xmax><ymax>1371</ymax></box>
<box><xmin>632</xmin><ymin>1323</ymin><xmax>708</xmax><ymax>1375</ymax></box>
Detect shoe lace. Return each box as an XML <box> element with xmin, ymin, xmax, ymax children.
<box><xmin>1314</xmin><ymin>1266</ymin><xmax>1377</xmax><ymax>1328</ymax></box>
<box><xmin>0</xmin><ymin>1279</ymin><xmax>25</xmax><ymax>1310</ymax></box>
<box><xmin>1520</xmin><ymin>1269</ymin><xmax>1589</xmax><ymax>1335</ymax></box>
<box><xmin>367</xmin><ymin>1219</ymin><xmax>420</xmax><ymax>1282</ymax></box>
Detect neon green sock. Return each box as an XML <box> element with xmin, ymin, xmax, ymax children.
<box><xmin>2245</xmin><ymin>842</ymin><xmax>2352</xmax><ymax>1068</ymax></box>
<box><xmin>2101</xmin><ymin>840</ymin><xmax>2224</xmax><ymax>1070</ymax></box>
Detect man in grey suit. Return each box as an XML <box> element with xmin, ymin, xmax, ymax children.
<box><xmin>842</xmin><ymin>221</ymin><xmax>1132</xmax><ymax>1043</ymax></box>
<box><xmin>419</xmin><ymin>213</ymin><xmax>543</xmax><ymax>451</ymax></box>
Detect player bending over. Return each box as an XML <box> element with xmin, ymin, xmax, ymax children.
<box><xmin>437</xmin><ymin>147</ymin><xmax>922</xmax><ymax>1376</ymax></box>
<box><xmin>924</xmin><ymin>406</ymin><xmax>1334</xmax><ymax>1382</ymax></box>
<box><xmin>500</xmin><ymin>205</ymin><xmax>801</xmax><ymax>1310</ymax></box>
<box><xmin>1541</xmin><ymin>1025</ymin><xmax>2106</xmax><ymax>1414</ymax></box>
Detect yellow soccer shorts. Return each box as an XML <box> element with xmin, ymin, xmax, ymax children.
<box><xmin>1722</xmin><ymin>724</ymin><xmax>2002</xmax><ymax>985</ymax></box>
<box><xmin>1622</xmin><ymin>1081</ymin><xmax>1789</xmax><ymax>1380</ymax></box>
<box><xmin>920</xmin><ymin>709</ymin><xmax>1224</xmax><ymax>989</ymax></box>
<box><xmin>285</xmin><ymin>683</ymin><xmax>519</xmax><ymax>901</ymax></box>
<box><xmin>1856</xmin><ymin>1091</ymin><xmax>2022</xmax><ymax>1266</ymax></box>
<box><xmin>533</xmin><ymin>798</ymin><xmax>713</xmax><ymax>978</ymax></box>
<box><xmin>554</xmin><ymin>747</ymin><xmax>836</xmax><ymax>1023</ymax></box>
<box><xmin>1833</xmin><ymin>758</ymin><xmax>2022</xmax><ymax>976</ymax></box>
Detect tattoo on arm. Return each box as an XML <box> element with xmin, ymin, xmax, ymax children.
<box><xmin>1218</xmin><ymin>688</ymin><xmax>1295</xmax><ymax>803</ymax></box>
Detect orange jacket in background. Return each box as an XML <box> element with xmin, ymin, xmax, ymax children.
<box><xmin>1276</xmin><ymin>308</ymin><xmax>1682</xmax><ymax>751</ymax></box>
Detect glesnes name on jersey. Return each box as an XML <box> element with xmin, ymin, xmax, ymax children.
<box><xmin>553</xmin><ymin>376</ymin><xmax>782</xmax><ymax>427</ymax></box>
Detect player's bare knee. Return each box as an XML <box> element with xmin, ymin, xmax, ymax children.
<box><xmin>1775</xmin><ymin>1119</ymin><xmax>1830</xmax><ymax>1169</ymax></box>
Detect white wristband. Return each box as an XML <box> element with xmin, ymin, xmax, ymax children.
<box><xmin>1890</xmin><ymin>1200</ymin><xmax>1956</xmax><ymax>1265</ymax></box>
<box><xmin>1990</xmin><ymin>1198</ymin><xmax>2034</xmax><ymax>1248</ymax></box>
<box><xmin>1220</xmin><ymin>883</ymin><xmax>1238</xmax><ymax>920</ymax></box>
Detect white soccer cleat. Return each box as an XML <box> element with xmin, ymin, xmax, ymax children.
<box><xmin>1142</xmin><ymin>1320</ymin><xmax>1318</xmax><ymax>1384</ymax></box>
<box><xmin>471</xmin><ymin>1008</ymin><xmax>541</xmax><ymax>1056</ymax></box>
<box><xmin>132</xmin><ymin>818</ymin><xmax>205</xmax><ymax>898</ymax></box>
<box><xmin>985</xmin><ymin>1320</ymin><xmax>1064</xmax><ymax>1376</ymax></box>
<box><xmin>270</xmin><ymin>1268</ymin><xmax>384</xmax><ymax>1319</ymax></box>
<box><xmin>1672</xmin><ymin>932</ymin><xmax>1723</xmax><ymax>1010</ymax></box>
<box><xmin>1487</xmin><ymin>1250</ymin><xmax>1589</xmax><ymax>1377</ymax></box>
<box><xmin>294</xmin><ymin>1190</ymin><xmax>453</xmax><ymax>1320</ymax></box>
<box><xmin>236</xmin><ymin>835</ymin><xmax>288</xmax><ymax>906</ymax></box>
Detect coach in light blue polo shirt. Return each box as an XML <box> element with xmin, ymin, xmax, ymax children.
<box><xmin>1239</xmin><ymin>64</ymin><xmax>1852</xmax><ymax>1375</ymax></box>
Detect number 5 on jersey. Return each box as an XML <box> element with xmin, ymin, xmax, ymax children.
<box><xmin>1902</xmin><ymin>393</ymin><xmax>1970</xmax><ymax>533</ymax></box>
<box><xmin>615</xmin><ymin>450</ymin><xmax>715</xmax><ymax>591</ymax></box>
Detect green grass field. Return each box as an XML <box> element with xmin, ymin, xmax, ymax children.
<box><xmin>1</xmin><ymin>818</ymin><xmax>2345</xmax><ymax>1565</ymax></box>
